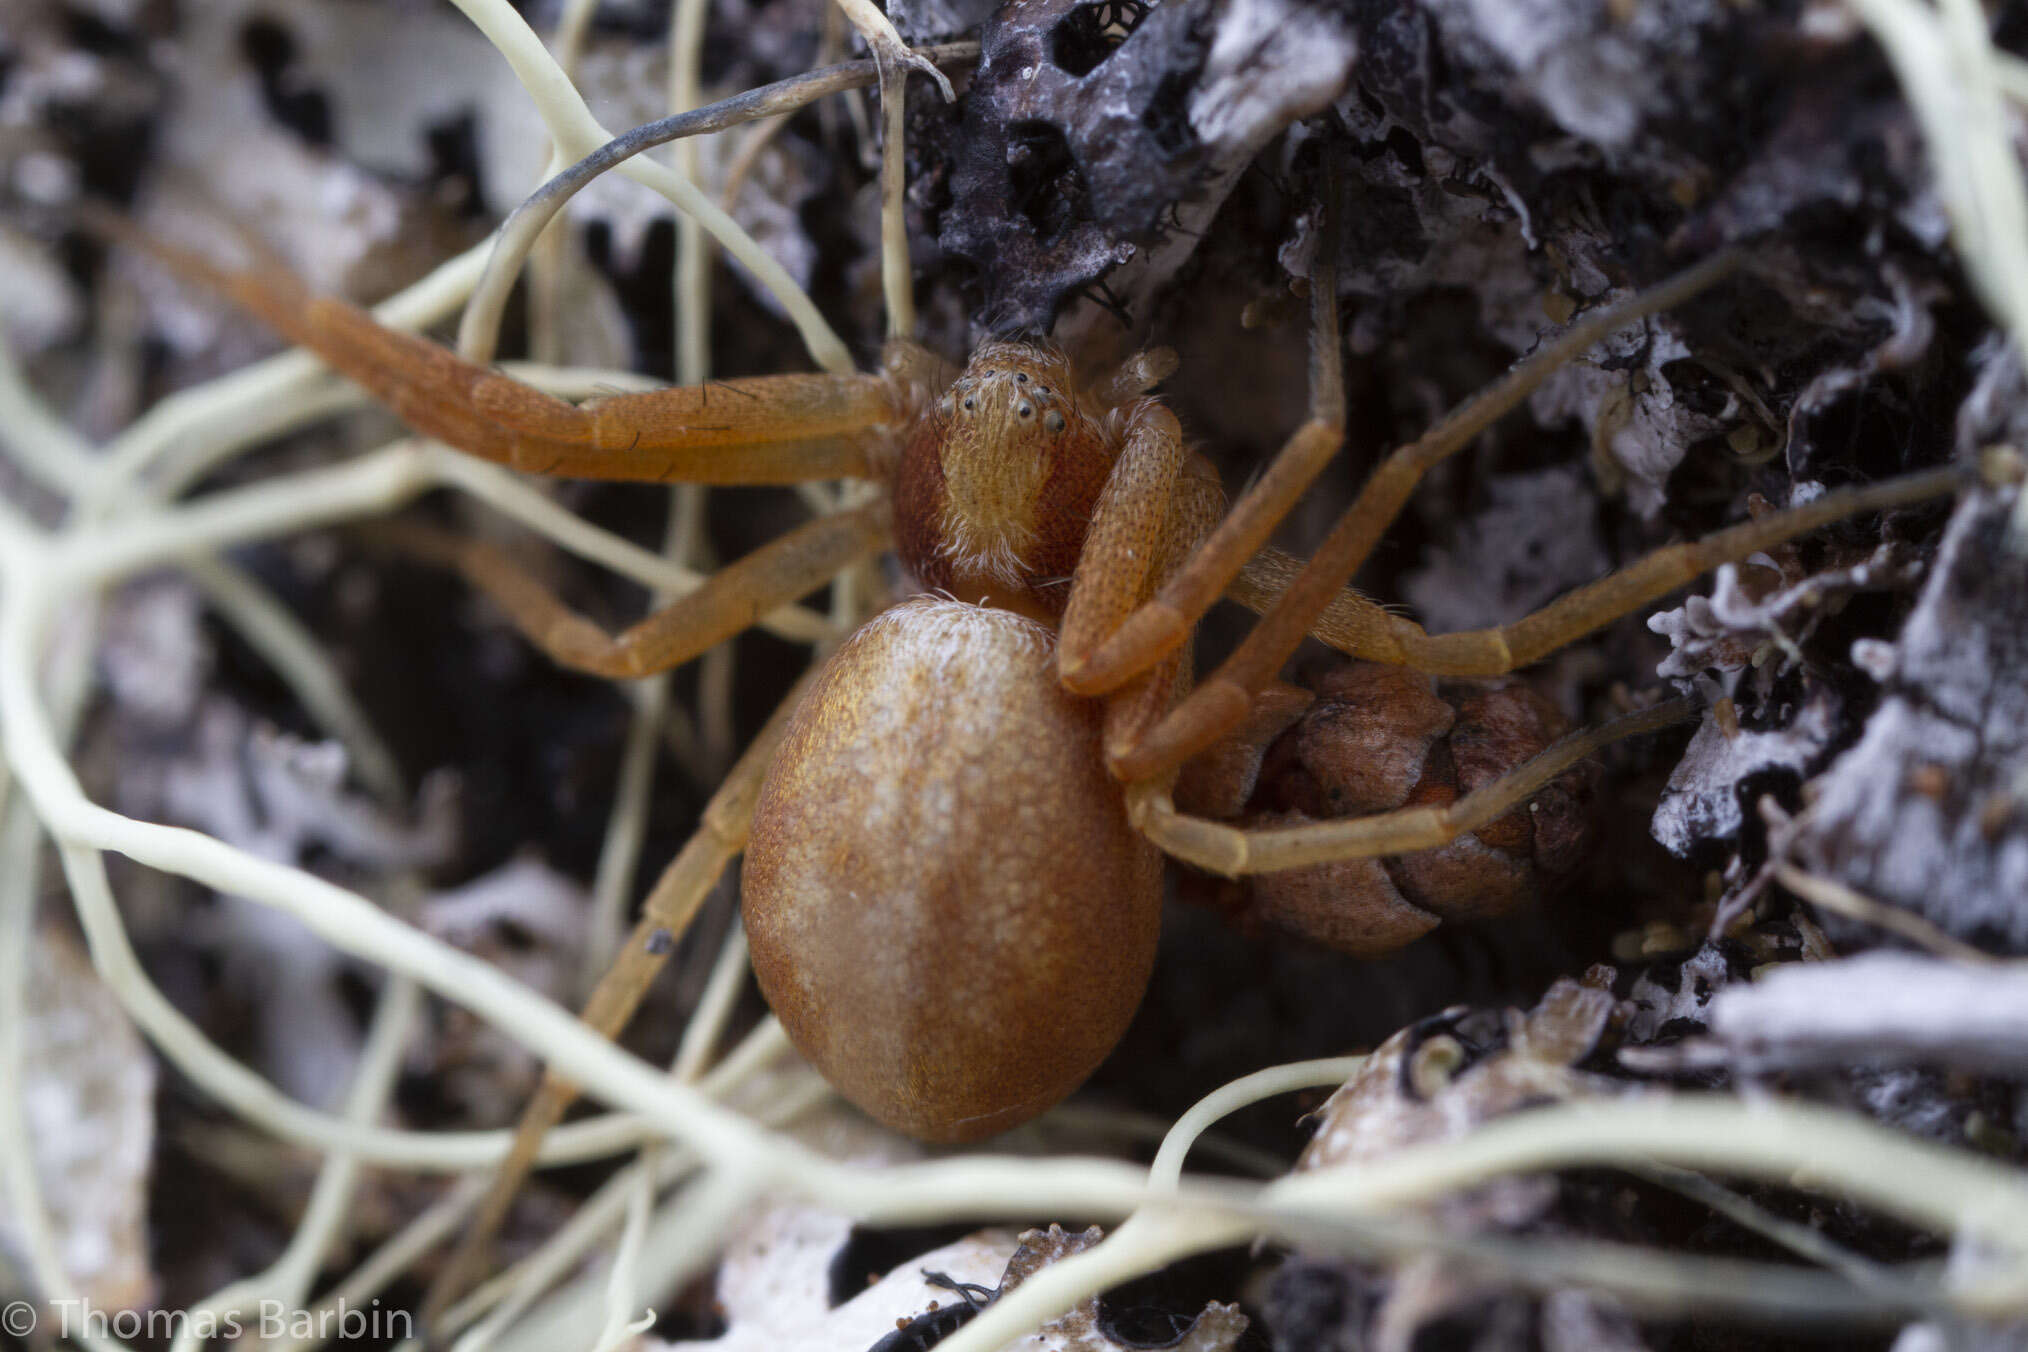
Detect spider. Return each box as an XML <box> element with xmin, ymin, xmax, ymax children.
<box><xmin>105</xmin><ymin>187</ymin><xmax>1962</xmax><ymax>1091</ymax></box>
<box><xmin>76</xmin><ymin>12</ymin><xmax>1975</xmax><ymax>1322</ymax></box>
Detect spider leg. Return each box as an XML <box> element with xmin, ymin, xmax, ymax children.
<box><xmin>421</xmin><ymin>674</ymin><xmax>807</xmax><ymax>1328</ymax></box>
<box><xmin>376</xmin><ymin>498</ymin><xmax>888</xmax><ymax>678</ymax></box>
<box><xmin>1130</xmin><ymin>696</ymin><xmax>1698</xmax><ymax>877</ymax></box>
<box><xmin>1222</xmin><ymin>459</ymin><xmax>1966</xmax><ymax>677</ymax></box>
<box><xmin>83</xmin><ymin>206</ymin><xmax>897</xmax><ymax>483</ymax></box>
<box><xmin>1057</xmin><ymin>241</ymin><xmax>1346</xmax><ymax>697</ymax></box>
<box><xmin>1055</xmin><ymin>413</ymin><xmax>1376</xmax><ymax>773</ymax></box>
<box><xmin>1360</xmin><ymin>465</ymin><xmax>1965</xmax><ymax>676</ymax></box>
<box><xmin>1058</xmin><ymin>403</ymin><xmax>1188</xmax><ymax>676</ymax></box>
<box><xmin>1096</xmin><ymin>457</ymin><xmax>1226</xmax><ymax>770</ymax></box>
<box><xmin>1139</xmin><ymin>444</ymin><xmax>2010</xmax><ymax>880</ymax></box>
<box><xmin>1226</xmin><ymin>547</ymin><xmax>1409</xmax><ymax>661</ymax></box>
<box><xmin>1107</xmin><ymin>250</ymin><xmax>1744</xmax><ymax>780</ymax></box>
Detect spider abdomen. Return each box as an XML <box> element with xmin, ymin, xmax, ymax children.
<box><xmin>743</xmin><ymin>596</ymin><xmax>1162</xmax><ymax>1142</ymax></box>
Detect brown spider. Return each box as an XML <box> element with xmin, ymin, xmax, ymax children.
<box><xmin>83</xmin><ymin>41</ymin><xmax>1972</xmax><ymax>1321</ymax></box>
<box><xmin>106</xmin><ymin>195</ymin><xmax>1962</xmax><ymax>1115</ymax></box>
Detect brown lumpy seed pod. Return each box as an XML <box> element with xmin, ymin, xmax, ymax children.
<box><xmin>1178</xmin><ymin>664</ymin><xmax>1595</xmax><ymax>955</ymax></box>
<box><xmin>743</xmin><ymin>597</ymin><xmax>1163</xmax><ymax>1143</ymax></box>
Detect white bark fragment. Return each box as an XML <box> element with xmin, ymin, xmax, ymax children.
<box><xmin>1652</xmin><ymin>694</ymin><xmax>1840</xmax><ymax>857</ymax></box>
<box><xmin>1707</xmin><ymin>952</ymin><xmax>2028</xmax><ymax>1075</ymax></box>
<box><xmin>1801</xmin><ymin>484</ymin><xmax>2028</xmax><ymax>948</ymax></box>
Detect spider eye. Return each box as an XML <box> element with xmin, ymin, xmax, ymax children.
<box><xmin>1043</xmin><ymin>409</ymin><xmax>1066</xmax><ymax>434</ymax></box>
<box><xmin>1017</xmin><ymin>403</ymin><xmax>1034</xmax><ymax>418</ymax></box>
<box><xmin>1015</xmin><ymin>372</ymin><xmax>1029</xmax><ymax>383</ymax></box>
<box><xmin>962</xmin><ymin>397</ymin><xmax>975</xmax><ymax>410</ymax></box>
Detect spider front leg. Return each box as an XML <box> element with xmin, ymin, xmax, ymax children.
<box><xmin>87</xmin><ymin>209</ymin><xmax>899</xmax><ymax>483</ymax></box>
<box><xmin>1086</xmin><ymin>249</ymin><xmax>1744</xmax><ymax>780</ymax></box>
<box><xmin>1056</xmin><ymin>234</ymin><xmax>1346</xmax><ymax>700</ymax></box>
<box><xmin>96</xmin><ymin>215</ymin><xmax>916</xmax><ymax>681</ymax></box>
<box><xmin>1094</xmin><ymin>457</ymin><xmax>1232</xmax><ymax>767</ymax></box>
<box><xmin>1126</xmin><ymin>458</ymin><xmax>2008</xmax><ymax>903</ymax></box>
<box><xmin>1058</xmin><ymin>400</ymin><xmax>1187</xmax><ymax>757</ymax></box>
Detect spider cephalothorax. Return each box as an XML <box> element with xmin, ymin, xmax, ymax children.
<box><xmin>894</xmin><ymin>340</ymin><xmax>1122</xmax><ymax>615</ymax></box>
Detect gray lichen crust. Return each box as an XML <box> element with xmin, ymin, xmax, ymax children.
<box><xmin>1801</xmin><ymin>481</ymin><xmax>2028</xmax><ymax>949</ymax></box>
